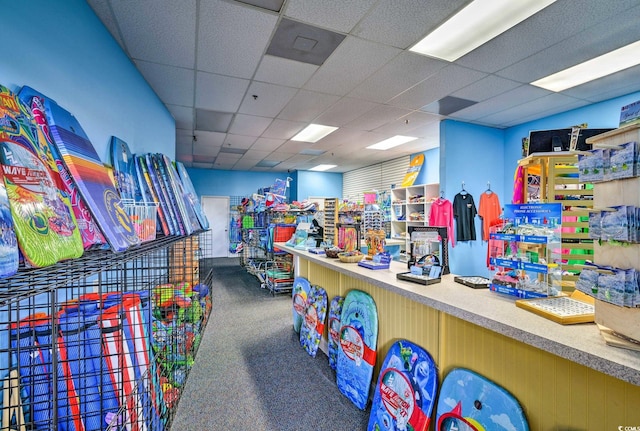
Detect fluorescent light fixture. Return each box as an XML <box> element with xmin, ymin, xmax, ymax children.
<box><xmin>531</xmin><ymin>40</ymin><xmax>640</xmax><ymax>92</ymax></box>
<box><xmin>367</xmin><ymin>135</ymin><xmax>417</xmax><ymax>151</ymax></box>
<box><xmin>291</xmin><ymin>124</ymin><xmax>338</xmax><ymax>142</ymax></box>
<box><xmin>410</xmin><ymin>0</ymin><xmax>557</xmax><ymax>61</ymax></box>
<box><xmin>310</xmin><ymin>164</ymin><xmax>336</xmax><ymax>171</ymax></box>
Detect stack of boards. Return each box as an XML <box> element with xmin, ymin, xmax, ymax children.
<box><xmin>291</xmin><ymin>276</ymin><xmax>530</xmax><ymax>430</ymax></box>
<box><xmin>0</xmin><ymin>84</ymin><xmax>208</xmax><ymax>276</ymax></box>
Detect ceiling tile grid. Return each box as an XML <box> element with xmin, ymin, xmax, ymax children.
<box><xmin>86</xmin><ymin>0</ymin><xmax>640</xmax><ymax>172</ymax></box>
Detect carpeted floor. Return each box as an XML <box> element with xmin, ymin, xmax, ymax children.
<box><xmin>171</xmin><ymin>258</ymin><xmax>370</xmax><ymax>430</ymax></box>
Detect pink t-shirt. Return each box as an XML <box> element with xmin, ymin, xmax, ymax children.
<box><xmin>429</xmin><ymin>198</ymin><xmax>455</xmax><ymax>247</ymax></box>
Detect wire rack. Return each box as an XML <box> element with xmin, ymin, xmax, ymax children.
<box><xmin>0</xmin><ymin>232</ymin><xmax>212</xmax><ymax>431</ymax></box>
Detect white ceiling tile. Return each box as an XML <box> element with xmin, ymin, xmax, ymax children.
<box><xmin>223</xmin><ymin>134</ymin><xmax>256</xmax><ymax>149</ymax></box>
<box><xmin>254</xmin><ymin>55</ymin><xmax>319</xmax><ymax>88</ymax></box>
<box><xmin>215</xmin><ymin>152</ymin><xmax>243</xmax><ymax>162</ymax></box>
<box><xmin>313</xmin><ymin>97</ymin><xmax>378</xmax><ymax>127</ymax></box>
<box><xmin>233</xmin><ymin>159</ymin><xmax>259</xmax><ymax>169</ymax></box>
<box><xmin>451</xmin><ymin>85</ymin><xmax>551</xmax><ymax>122</ymax></box>
<box><xmin>195</xmin><ymin>72</ymin><xmax>250</xmax><ymax>112</ymax></box>
<box><xmin>276</xmin><ymin>141</ymin><xmax>314</xmax><ymax>153</ymax></box>
<box><xmin>284</xmin><ymin>0</ymin><xmax>376</xmax><ymax>33</ymax></box>
<box><xmin>345</xmin><ymin>105</ymin><xmax>412</xmax><ymax>131</ymax></box>
<box><xmin>350</xmin><ymin>52</ymin><xmax>448</xmax><ymax>103</ymax></box>
<box><xmin>110</xmin><ymin>0</ymin><xmax>196</xmax><ymax>68</ymax></box>
<box><xmin>167</xmin><ymin>104</ymin><xmax>194</xmax><ymax>130</ymax></box>
<box><xmin>261</xmin><ymin>118</ymin><xmax>305</xmax><ymax>139</ymax></box>
<box><xmin>458</xmin><ymin>0</ymin><xmax>640</xmax><ymax>73</ymax></box>
<box><xmin>476</xmin><ymin>93</ymin><xmax>585</xmax><ymax>126</ymax></box>
<box><xmin>252</xmin><ymin>137</ymin><xmax>286</xmax><ymax>151</ymax></box>
<box><xmin>451</xmin><ymin>76</ymin><xmax>522</xmax><ymax>103</ymax></box>
<box><xmin>303</xmin><ymin>36</ymin><xmax>401</xmax><ymax>96</ymax></box>
<box><xmin>497</xmin><ymin>5</ymin><xmax>640</xmax><ymax>84</ymax></box>
<box><xmin>353</xmin><ymin>0</ymin><xmax>468</xmax><ymax>49</ymax></box>
<box><xmin>278</xmin><ymin>90</ymin><xmax>340</xmax><ymax>122</ymax></box>
<box><xmin>213</xmin><ymin>160</ymin><xmax>236</xmax><ymax>169</ymax></box>
<box><xmin>389</xmin><ymin>65</ymin><xmax>487</xmax><ymax>110</ymax></box>
<box><xmin>135</xmin><ymin>60</ymin><xmax>194</xmax><ymax>106</ymax></box>
<box><xmin>197</xmin><ymin>0</ymin><xmax>278</xmax><ymax>77</ymax></box>
<box><xmin>238</xmin><ymin>82</ymin><xmax>298</xmax><ymax>116</ymax></box>
<box><xmin>564</xmin><ymin>65</ymin><xmax>640</xmax><ymax>103</ymax></box>
<box><xmin>243</xmin><ymin>149</ymin><xmax>272</xmax><ymax>160</ymax></box>
<box><xmin>86</xmin><ymin>0</ymin><xmax>126</xmax><ymax>48</ymax></box>
<box><xmin>193</xmin><ymin>141</ymin><xmax>221</xmax><ymax>156</ymax></box>
<box><xmin>229</xmin><ymin>114</ymin><xmax>273</xmax><ymax>136</ymax></box>
<box><xmin>194</xmin><ymin>130</ymin><xmax>226</xmax><ymax>147</ymax></box>
<box><xmin>310</xmin><ymin>127</ymin><xmax>369</xmax><ymax>149</ymax></box>
<box><xmin>373</xmin><ymin>111</ymin><xmax>440</xmax><ymax>137</ymax></box>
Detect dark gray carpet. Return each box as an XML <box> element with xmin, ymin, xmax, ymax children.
<box><xmin>171</xmin><ymin>258</ymin><xmax>370</xmax><ymax>430</ymax></box>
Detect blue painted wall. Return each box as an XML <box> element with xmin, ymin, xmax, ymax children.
<box><xmin>414</xmin><ymin>147</ymin><xmax>440</xmax><ymax>185</ymax></box>
<box><xmin>440</xmin><ymin>120</ymin><xmax>505</xmax><ymax>277</ymax></box>
<box><xmin>0</xmin><ymin>0</ymin><xmax>174</xmax><ymax>162</ymax></box>
<box><xmin>296</xmin><ymin>171</ymin><xmax>343</xmax><ymax>200</ymax></box>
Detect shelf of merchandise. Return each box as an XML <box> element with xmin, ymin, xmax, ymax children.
<box><xmin>518</xmin><ymin>153</ymin><xmax>593</xmax><ymax>289</ymax></box>
<box><xmin>0</xmin><ymin>232</ymin><xmax>213</xmax><ymax>431</ymax></box>
<box><xmin>585</xmin><ymin>124</ymin><xmax>640</xmax><ymax>343</ymax></box>
<box><xmin>390</xmin><ymin>183</ymin><xmax>439</xmax><ymax>256</ymax></box>
<box><xmin>323</xmin><ymin>197</ymin><xmax>338</xmax><ymax>245</ymax></box>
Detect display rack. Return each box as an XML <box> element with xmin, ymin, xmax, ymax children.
<box><xmin>518</xmin><ymin>153</ymin><xmax>594</xmax><ymax>288</ymax></box>
<box><xmin>0</xmin><ymin>232</ymin><xmax>213</xmax><ymax>431</ymax></box>
<box><xmin>323</xmin><ymin>198</ymin><xmax>338</xmax><ymax>245</ymax></box>
<box><xmin>390</xmin><ymin>183</ymin><xmax>439</xmax><ymax>256</ymax></box>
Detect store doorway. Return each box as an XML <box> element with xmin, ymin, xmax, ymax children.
<box><xmin>201</xmin><ymin>196</ymin><xmax>230</xmax><ymax>258</ymax></box>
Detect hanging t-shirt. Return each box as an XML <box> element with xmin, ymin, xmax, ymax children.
<box><xmin>429</xmin><ymin>198</ymin><xmax>455</xmax><ymax>247</ymax></box>
<box><xmin>453</xmin><ymin>193</ymin><xmax>477</xmax><ymax>242</ymax></box>
<box><xmin>478</xmin><ymin>191</ymin><xmax>501</xmax><ymax>241</ymax></box>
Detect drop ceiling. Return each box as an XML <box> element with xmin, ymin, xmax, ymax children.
<box><xmin>87</xmin><ymin>0</ymin><xmax>640</xmax><ymax>173</ymax></box>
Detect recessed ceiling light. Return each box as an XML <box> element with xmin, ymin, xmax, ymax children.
<box><xmin>291</xmin><ymin>124</ymin><xmax>338</xmax><ymax>143</ymax></box>
<box><xmin>310</xmin><ymin>164</ymin><xmax>337</xmax><ymax>171</ymax></box>
<box><xmin>367</xmin><ymin>135</ymin><xmax>418</xmax><ymax>151</ymax></box>
<box><xmin>410</xmin><ymin>0</ymin><xmax>557</xmax><ymax>62</ymax></box>
<box><xmin>531</xmin><ymin>40</ymin><xmax>640</xmax><ymax>92</ymax></box>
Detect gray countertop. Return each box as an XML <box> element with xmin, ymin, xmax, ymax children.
<box><xmin>279</xmin><ymin>244</ymin><xmax>640</xmax><ymax>386</ymax></box>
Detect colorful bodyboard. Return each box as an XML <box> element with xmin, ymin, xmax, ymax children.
<box><xmin>336</xmin><ymin>289</ymin><xmax>378</xmax><ymax>410</ymax></box>
<box><xmin>299</xmin><ymin>285</ymin><xmax>328</xmax><ymax>357</ymax></box>
<box><xmin>110</xmin><ymin>136</ymin><xmax>141</xmax><ymax>202</ymax></box>
<box><xmin>16</xmin><ymin>86</ymin><xmax>139</xmax><ymax>252</ymax></box>
<box><xmin>19</xmin><ymin>88</ymin><xmax>107</xmax><ymax>250</ymax></box>
<box><xmin>327</xmin><ymin>296</ymin><xmax>344</xmax><ymax>370</ymax></box>
<box><xmin>146</xmin><ymin>153</ymin><xmax>182</xmax><ymax>235</ymax></box>
<box><xmin>0</xmin><ymin>85</ymin><xmax>83</xmax><ymax>267</ymax></box>
<box><xmin>400</xmin><ymin>153</ymin><xmax>425</xmax><ymax>187</ymax></box>
<box><xmin>136</xmin><ymin>154</ymin><xmax>172</xmax><ymax>235</ymax></box>
<box><xmin>292</xmin><ymin>276</ymin><xmax>311</xmax><ymax>333</ymax></box>
<box><xmin>161</xmin><ymin>154</ymin><xmax>202</xmax><ymax>232</ymax></box>
<box><xmin>0</xmin><ymin>169</ymin><xmax>18</xmax><ymax>277</ymax></box>
<box><xmin>436</xmin><ymin>368</ymin><xmax>529</xmax><ymax>431</ymax></box>
<box><xmin>368</xmin><ymin>339</ymin><xmax>438</xmax><ymax>431</ymax></box>
<box><xmin>175</xmin><ymin>161</ymin><xmax>209</xmax><ymax>230</ymax></box>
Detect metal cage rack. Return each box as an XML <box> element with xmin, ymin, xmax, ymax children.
<box><xmin>0</xmin><ymin>232</ymin><xmax>213</xmax><ymax>431</ymax></box>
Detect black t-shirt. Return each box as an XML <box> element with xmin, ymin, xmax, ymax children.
<box><xmin>453</xmin><ymin>193</ymin><xmax>477</xmax><ymax>241</ymax></box>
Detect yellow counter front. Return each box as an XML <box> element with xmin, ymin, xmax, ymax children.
<box><xmin>279</xmin><ymin>244</ymin><xmax>640</xmax><ymax>430</ymax></box>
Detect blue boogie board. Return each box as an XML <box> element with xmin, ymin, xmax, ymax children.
<box><xmin>368</xmin><ymin>340</ymin><xmax>438</xmax><ymax>431</ymax></box>
<box><xmin>175</xmin><ymin>161</ymin><xmax>209</xmax><ymax>230</ymax></box>
<box><xmin>327</xmin><ymin>296</ymin><xmax>344</xmax><ymax>370</ymax></box>
<box><xmin>292</xmin><ymin>277</ymin><xmax>311</xmax><ymax>333</ymax></box>
<box><xmin>299</xmin><ymin>285</ymin><xmax>327</xmax><ymax>357</ymax></box>
<box><xmin>17</xmin><ymin>86</ymin><xmax>139</xmax><ymax>252</ymax></box>
<box><xmin>436</xmin><ymin>368</ymin><xmax>529</xmax><ymax>431</ymax></box>
<box><xmin>336</xmin><ymin>289</ymin><xmax>378</xmax><ymax>410</ymax></box>
<box><xmin>161</xmin><ymin>154</ymin><xmax>201</xmax><ymax>232</ymax></box>
<box><xmin>110</xmin><ymin>136</ymin><xmax>141</xmax><ymax>202</ymax></box>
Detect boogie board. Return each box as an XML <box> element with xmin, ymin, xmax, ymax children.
<box><xmin>17</xmin><ymin>86</ymin><xmax>139</xmax><ymax>252</ymax></box>
<box><xmin>136</xmin><ymin>155</ymin><xmax>172</xmax><ymax>236</ymax></box>
<box><xmin>175</xmin><ymin>161</ymin><xmax>209</xmax><ymax>230</ymax></box>
<box><xmin>0</xmin><ymin>85</ymin><xmax>83</xmax><ymax>267</ymax></box>
<box><xmin>367</xmin><ymin>339</ymin><xmax>438</xmax><ymax>431</ymax></box>
<box><xmin>327</xmin><ymin>296</ymin><xmax>344</xmax><ymax>370</ymax></box>
<box><xmin>110</xmin><ymin>136</ymin><xmax>141</xmax><ymax>202</ymax></box>
<box><xmin>0</xmin><ymin>169</ymin><xmax>18</xmax><ymax>278</ymax></box>
<box><xmin>19</xmin><ymin>89</ymin><xmax>107</xmax><ymax>250</ymax></box>
<box><xmin>299</xmin><ymin>284</ymin><xmax>328</xmax><ymax>357</ymax></box>
<box><xmin>292</xmin><ymin>277</ymin><xmax>311</xmax><ymax>333</ymax></box>
<box><xmin>400</xmin><ymin>153</ymin><xmax>424</xmax><ymax>187</ymax></box>
<box><xmin>146</xmin><ymin>153</ymin><xmax>182</xmax><ymax>235</ymax></box>
<box><xmin>436</xmin><ymin>368</ymin><xmax>529</xmax><ymax>431</ymax></box>
<box><xmin>336</xmin><ymin>289</ymin><xmax>378</xmax><ymax>410</ymax></box>
<box><xmin>161</xmin><ymin>154</ymin><xmax>202</xmax><ymax>232</ymax></box>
